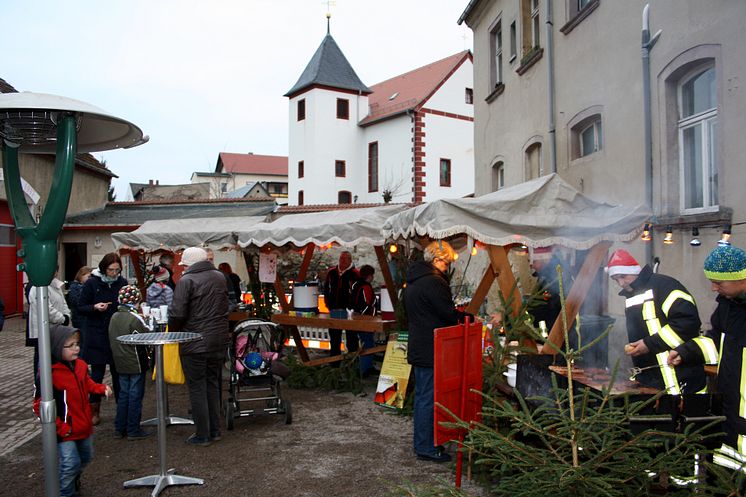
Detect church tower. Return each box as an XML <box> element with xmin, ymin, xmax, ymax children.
<box><xmin>285</xmin><ymin>29</ymin><xmax>371</xmax><ymax>205</ymax></box>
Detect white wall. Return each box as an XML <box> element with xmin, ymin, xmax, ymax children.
<box><xmin>422</xmin><ymin>59</ymin><xmax>474</xmax><ymax>118</ymax></box>
<box><xmin>288</xmin><ymin>89</ymin><xmax>368</xmax><ymax>205</ymax></box>
<box><xmin>359</xmin><ymin>115</ymin><xmax>414</xmax><ymax>204</ymax></box>
<box><xmin>422</xmin><ymin>113</ymin><xmax>475</xmax><ymax>201</ymax></box>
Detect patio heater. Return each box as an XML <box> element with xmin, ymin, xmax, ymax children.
<box><xmin>0</xmin><ymin>91</ymin><xmax>147</xmax><ymax>497</ymax></box>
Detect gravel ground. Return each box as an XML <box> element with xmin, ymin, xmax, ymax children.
<box><xmin>0</xmin><ymin>369</ymin><xmax>486</xmax><ymax>497</ymax></box>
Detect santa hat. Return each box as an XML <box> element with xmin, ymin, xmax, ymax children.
<box><xmin>606</xmin><ymin>249</ymin><xmax>642</xmax><ymax>277</ymax></box>
<box><xmin>531</xmin><ymin>246</ymin><xmax>553</xmax><ymax>262</ymax></box>
<box><xmin>153</xmin><ymin>265</ymin><xmax>169</xmax><ymax>283</ymax></box>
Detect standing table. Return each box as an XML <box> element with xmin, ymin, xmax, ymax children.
<box><xmin>117</xmin><ymin>332</ymin><xmax>204</xmax><ymax>496</ymax></box>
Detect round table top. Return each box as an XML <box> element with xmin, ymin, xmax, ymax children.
<box><xmin>117</xmin><ymin>332</ymin><xmax>202</xmax><ymax>346</ymax></box>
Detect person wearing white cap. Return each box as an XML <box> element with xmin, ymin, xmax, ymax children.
<box><xmin>168</xmin><ymin>246</ymin><xmax>230</xmax><ymax>446</ymax></box>
<box><xmin>607</xmin><ymin>248</ymin><xmax>705</xmax><ymax>394</ymax></box>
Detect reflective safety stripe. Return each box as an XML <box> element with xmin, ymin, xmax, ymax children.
<box><xmin>656</xmin><ymin>351</ymin><xmax>680</xmax><ymax>394</ymax></box>
<box><xmin>740</xmin><ymin>435</ymin><xmax>746</xmax><ymax>459</ymax></box>
<box><xmin>741</xmin><ymin>349</ymin><xmax>746</xmax><ymax>419</ymax></box>
<box><xmin>693</xmin><ymin>336</ymin><xmax>718</xmax><ymax>365</ymax></box>
<box><xmin>714</xmin><ymin>443</ymin><xmax>746</xmax><ymax>473</ymax></box>
<box><xmin>642</xmin><ymin>300</ymin><xmax>656</xmax><ymax>320</ymax></box>
<box><xmin>625</xmin><ymin>289</ymin><xmax>654</xmax><ymax>308</ymax></box>
<box><xmin>661</xmin><ymin>289</ymin><xmax>695</xmax><ymax>317</ymax></box>
<box><xmin>658</xmin><ymin>324</ymin><xmax>684</xmax><ymax>349</ymax></box>
<box><xmin>719</xmin><ymin>334</ymin><xmax>725</xmax><ymax>374</ymax></box>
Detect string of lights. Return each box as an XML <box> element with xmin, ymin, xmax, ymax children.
<box><xmin>640</xmin><ymin>221</ymin><xmax>744</xmax><ymax>247</ymax></box>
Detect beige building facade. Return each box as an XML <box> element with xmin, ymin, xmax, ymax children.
<box><xmin>460</xmin><ymin>0</ymin><xmax>746</xmax><ymax>354</ymax></box>
<box><xmin>459</xmin><ymin>0</ymin><xmax>746</xmax><ymax>363</ymax></box>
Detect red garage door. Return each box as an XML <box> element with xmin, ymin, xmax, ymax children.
<box><xmin>0</xmin><ymin>201</ymin><xmax>23</xmax><ymax>316</ymax></box>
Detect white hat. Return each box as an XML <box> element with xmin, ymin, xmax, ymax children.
<box><xmin>180</xmin><ymin>247</ymin><xmax>208</xmax><ymax>267</ymax></box>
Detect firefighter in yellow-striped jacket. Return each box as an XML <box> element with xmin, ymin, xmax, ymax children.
<box><xmin>669</xmin><ymin>245</ymin><xmax>746</xmax><ymax>472</ymax></box>
<box><xmin>607</xmin><ymin>249</ymin><xmax>706</xmax><ymax>394</ymax></box>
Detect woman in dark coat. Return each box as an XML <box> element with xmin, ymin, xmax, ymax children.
<box><xmin>77</xmin><ymin>253</ymin><xmax>127</xmax><ymax>424</ymax></box>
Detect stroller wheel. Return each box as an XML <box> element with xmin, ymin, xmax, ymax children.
<box><xmin>225</xmin><ymin>401</ymin><xmax>235</xmax><ymax>431</ymax></box>
<box><xmin>283</xmin><ymin>399</ymin><xmax>293</xmax><ymax>425</ymax></box>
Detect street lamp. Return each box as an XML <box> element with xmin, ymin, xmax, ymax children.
<box><xmin>0</xmin><ymin>91</ymin><xmax>147</xmax><ymax>497</ymax></box>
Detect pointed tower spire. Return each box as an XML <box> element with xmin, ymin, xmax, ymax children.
<box><xmin>326</xmin><ymin>12</ymin><xmax>331</xmax><ymax>35</ymax></box>
<box><xmin>284</xmin><ymin>32</ymin><xmax>371</xmax><ymax>98</ymax></box>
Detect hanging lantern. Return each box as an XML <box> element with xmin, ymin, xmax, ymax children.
<box><xmin>663</xmin><ymin>226</ymin><xmax>674</xmax><ymax>245</ymax></box>
<box><xmin>641</xmin><ymin>224</ymin><xmax>652</xmax><ymax>241</ymax></box>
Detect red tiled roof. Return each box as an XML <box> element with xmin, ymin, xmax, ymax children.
<box><xmin>0</xmin><ymin>78</ymin><xmax>18</xmax><ymax>93</ymax></box>
<box><xmin>359</xmin><ymin>51</ymin><xmax>471</xmax><ymax>127</ymax></box>
<box><xmin>276</xmin><ymin>202</ymin><xmax>409</xmax><ymax>214</ymax></box>
<box><xmin>216</xmin><ymin>152</ymin><xmax>288</xmax><ymax>176</ymax></box>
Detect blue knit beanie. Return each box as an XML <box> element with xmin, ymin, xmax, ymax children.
<box><xmin>704</xmin><ymin>245</ymin><xmax>746</xmax><ymax>281</ymax></box>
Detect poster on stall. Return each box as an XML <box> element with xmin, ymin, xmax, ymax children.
<box><xmin>374</xmin><ymin>333</ymin><xmax>411</xmax><ymax>410</ymax></box>
<box><xmin>258</xmin><ymin>253</ymin><xmax>277</xmax><ymax>283</ymax></box>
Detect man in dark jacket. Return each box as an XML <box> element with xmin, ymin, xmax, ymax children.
<box><xmin>607</xmin><ymin>248</ymin><xmax>705</xmax><ymax>394</ymax></box>
<box><xmin>669</xmin><ymin>245</ymin><xmax>746</xmax><ymax>472</ymax></box>
<box><xmin>405</xmin><ymin>241</ymin><xmax>463</xmax><ymax>463</ymax></box>
<box><xmin>168</xmin><ymin>247</ymin><xmax>229</xmax><ymax>446</ymax></box>
<box><xmin>323</xmin><ymin>251</ymin><xmax>359</xmax><ymax>359</ymax></box>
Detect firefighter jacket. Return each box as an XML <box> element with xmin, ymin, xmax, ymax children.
<box><xmin>620</xmin><ymin>265</ymin><xmax>704</xmax><ymax>394</ymax></box>
<box><xmin>675</xmin><ymin>293</ymin><xmax>746</xmax><ymax>471</ymax></box>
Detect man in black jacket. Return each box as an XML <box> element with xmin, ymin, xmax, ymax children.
<box><xmin>405</xmin><ymin>241</ymin><xmax>462</xmax><ymax>463</ymax></box>
<box><xmin>669</xmin><ymin>245</ymin><xmax>746</xmax><ymax>472</ymax></box>
<box><xmin>323</xmin><ymin>251</ymin><xmax>359</xmax><ymax>359</ymax></box>
<box><xmin>169</xmin><ymin>247</ymin><xmax>229</xmax><ymax>446</ymax></box>
<box><xmin>607</xmin><ymin>248</ymin><xmax>705</xmax><ymax>394</ymax></box>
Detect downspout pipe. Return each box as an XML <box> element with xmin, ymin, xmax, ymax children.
<box><xmin>642</xmin><ymin>4</ymin><xmax>661</xmax><ymax>265</ymax></box>
<box><xmin>546</xmin><ymin>0</ymin><xmax>557</xmax><ymax>174</ymax></box>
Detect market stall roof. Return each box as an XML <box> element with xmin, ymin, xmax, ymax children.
<box><xmin>112</xmin><ymin>215</ymin><xmax>268</xmax><ymax>252</ymax></box>
<box><xmin>381</xmin><ymin>174</ymin><xmax>652</xmax><ymax>250</ymax></box>
<box><xmin>237</xmin><ymin>204</ymin><xmax>409</xmax><ymax>249</ymax></box>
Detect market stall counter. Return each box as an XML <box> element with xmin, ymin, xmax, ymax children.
<box><xmin>271</xmin><ymin>312</ymin><xmax>396</xmax><ymax>366</ymax></box>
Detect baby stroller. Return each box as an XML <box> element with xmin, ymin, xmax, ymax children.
<box><xmin>225</xmin><ymin>319</ymin><xmax>292</xmax><ymax>429</ymax></box>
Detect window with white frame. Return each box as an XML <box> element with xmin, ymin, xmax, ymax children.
<box><xmin>509</xmin><ymin>21</ymin><xmax>517</xmax><ymax>62</ymax></box>
<box><xmin>531</xmin><ymin>0</ymin><xmax>540</xmax><ymax>49</ymax></box>
<box><xmin>678</xmin><ymin>65</ymin><xmax>717</xmax><ymax>212</ymax></box>
<box><xmin>490</xmin><ymin>19</ymin><xmax>503</xmax><ymax>88</ymax></box>
<box><xmin>579</xmin><ymin>118</ymin><xmax>603</xmax><ymax>157</ymax></box>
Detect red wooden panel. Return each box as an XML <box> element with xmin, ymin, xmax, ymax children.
<box><xmin>433</xmin><ymin>321</ymin><xmax>483</xmax><ymax>446</ymax></box>
<box><xmin>0</xmin><ymin>201</ymin><xmax>23</xmax><ymax>315</ymax></box>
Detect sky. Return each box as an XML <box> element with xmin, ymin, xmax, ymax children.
<box><xmin>2</xmin><ymin>0</ymin><xmax>473</xmax><ymax>200</ymax></box>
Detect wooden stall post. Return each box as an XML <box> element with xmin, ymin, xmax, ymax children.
<box><xmin>374</xmin><ymin>245</ymin><xmax>398</xmax><ymax>307</ymax></box>
<box><xmin>296</xmin><ymin>243</ymin><xmax>315</xmax><ymax>282</ymax></box>
<box><xmin>542</xmin><ymin>241</ymin><xmax>611</xmax><ymax>355</ymax></box>
<box><xmin>487</xmin><ymin>245</ymin><xmax>536</xmax><ymax>351</ymax></box>
<box><xmin>273</xmin><ymin>271</ymin><xmax>310</xmax><ymax>363</ymax></box>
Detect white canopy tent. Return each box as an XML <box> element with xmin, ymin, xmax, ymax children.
<box><xmin>381</xmin><ymin>173</ymin><xmax>651</xmax><ymax>250</ymax></box>
<box><xmin>381</xmin><ymin>174</ymin><xmax>652</xmax><ymax>354</ymax></box>
<box><xmin>237</xmin><ymin>204</ymin><xmax>409</xmax><ymax>249</ymax></box>
<box><xmin>112</xmin><ymin>215</ymin><xmax>268</xmax><ymax>252</ymax></box>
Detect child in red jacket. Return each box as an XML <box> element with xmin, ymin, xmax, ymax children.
<box><xmin>34</xmin><ymin>324</ymin><xmax>112</xmax><ymax>497</ymax></box>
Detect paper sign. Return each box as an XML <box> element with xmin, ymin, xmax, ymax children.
<box><xmin>259</xmin><ymin>252</ymin><xmax>277</xmax><ymax>283</ymax></box>
<box><xmin>375</xmin><ymin>333</ymin><xmax>412</xmax><ymax>410</ymax></box>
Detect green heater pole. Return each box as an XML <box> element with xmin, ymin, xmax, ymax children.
<box><xmin>2</xmin><ymin>114</ymin><xmax>77</xmax><ymax>497</ymax></box>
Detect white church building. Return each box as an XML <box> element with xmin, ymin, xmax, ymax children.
<box><xmin>286</xmin><ymin>32</ymin><xmax>474</xmax><ymax>205</ymax></box>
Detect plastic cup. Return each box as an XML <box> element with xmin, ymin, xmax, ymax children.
<box><xmin>141</xmin><ymin>304</ymin><xmax>151</xmax><ymax>317</ymax></box>
<box><xmin>159</xmin><ymin>305</ymin><xmax>169</xmax><ymax>323</ymax></box>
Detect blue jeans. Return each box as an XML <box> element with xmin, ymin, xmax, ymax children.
<box><xmin>358</xmin><ymin>333</ymin><xmax>375</xmax><ymax>374</ymax></box>
<box><xmin>115</xmin><ymin>372</ymin><xmax>146</xmax><ymax>434</ymax></box>
<box><xmin>58</xmin><ymin>437</ymin><xmax>93</xmax><ymax>497</ymax></box>
<box><xmin>413</xmin><ymin>366</ymin><xmax>437</xmax><ymax>456</ymax></box>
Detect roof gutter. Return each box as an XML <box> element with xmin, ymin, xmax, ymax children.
<box><xmin>457</xmin><ymin>0</ymin><xmax>484</xmax><ymax>25</ymax></box>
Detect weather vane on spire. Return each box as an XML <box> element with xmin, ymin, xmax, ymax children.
<box><xmin>323</xmin><ymin>0</ymin><xmax>336</xmax><ymax>34</ymax></box>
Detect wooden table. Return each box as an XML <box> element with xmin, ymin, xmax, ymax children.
<box><xmin>271</xmin><ymin>313</ymin><xmax>397</xmax><ymax>366</ymax></box>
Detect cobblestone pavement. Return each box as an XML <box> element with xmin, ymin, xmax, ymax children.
<box><xmin>0</xmin><ymin>317</ymin><xmax>38</xmax><ymax>457</ymax></box>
